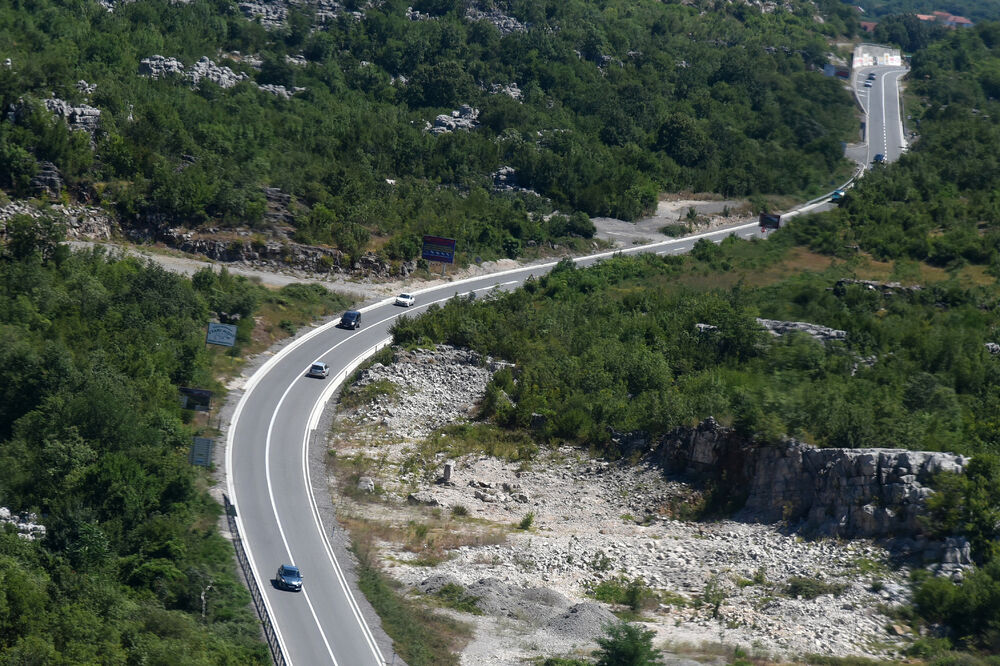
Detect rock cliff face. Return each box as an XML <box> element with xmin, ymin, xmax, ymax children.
<box><xmin>0</xmin><ymin>201</ymin><xmax>115</xmax><ymax>240</ymax></box>
<box><xmin>622</xmin><ymin>418</ymin><xmax>971</xmax><ymax>565</ymax></box>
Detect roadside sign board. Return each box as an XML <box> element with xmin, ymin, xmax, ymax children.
<box><xmin>206</xmin><ymin>322</ymin><xmax>237</xmax><ymax>347</ymax></box>
<box><xmin>179</xmin><ymin>387</ymin><xmax>212</xmax><ymax>411</ymax></box>
<box><xmin>421</xmin><ymin>235</ymin><xmax>457</xmax><ymax>264</ymax></box>
<box><xmin>189</xmin><ymin>437</ymin><xmax>214</xmax><ymax>467</ymax></box>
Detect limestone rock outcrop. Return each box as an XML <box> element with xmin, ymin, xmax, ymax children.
<box><xmin>29</xmin><ymin>161</ymin><xmax>64</xmax><ymax>199</ymax></box>
<box><xmin>615</xmin><ymin>418</ymin><xmax>971</xmax><ymax>566</ymax></box>
<box><xmin>0</xmin><ymin>201</ymin><xmax>116</xmax><ymax>240</ymax></box>
<box><xmin>756</xmin><ymin>318</ymin><xmax>847</xmax><ymax>343</ymax></box>
<box><xmin>427</xmin><ymin>104</ymin><xmax>479</xmax><ymax>135</ymax></box>
<box><xmin>43</xmin><ymin>98</ymin><xmax>101</xmax><ymax>134</ymax></box>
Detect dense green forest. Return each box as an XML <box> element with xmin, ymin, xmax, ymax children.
<box><xmin>0</xmin><ymin>0</ymin><xmax>858</xmax><ymax>262</ymax></box>
<box><xmin>0</xmin><ymin>216</ymin><xmax>353</xmax><ymax>661</ymax></box>
<box><xmin>393</xmin><ymin>247</ymin><xmax>1000</xmax><ymax>456</ymax></box>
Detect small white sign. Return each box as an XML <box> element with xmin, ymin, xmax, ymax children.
<box><xmin>206</xmin><ymin>322</ymin><xmax>238</xmax><ymax>347</ymax></box>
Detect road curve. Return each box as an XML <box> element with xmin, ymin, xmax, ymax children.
<box><xmin>226</xmin><ymin>224</ymin><xmax>772</xmax><ymax>664</ymax></box>
<box><xmin>226</xmin><ymin>63</ymin><xmax>908</xmax><ymax>665</ymax></box>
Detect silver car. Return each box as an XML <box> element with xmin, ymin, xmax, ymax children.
<box><xmin>306</xmin><ymin>362</ymin><xmax>329</xmax><ymax>378</ymax></box>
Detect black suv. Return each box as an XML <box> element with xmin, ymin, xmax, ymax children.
<box><xmin>276</xmin><ymin>564</ymin><xmax>303</xmax><ymax>592</ymax></box>
<box><xmin>340</xmin><ymin>310</ymin><xmax>362</xmax><ymax>329</ymax></box>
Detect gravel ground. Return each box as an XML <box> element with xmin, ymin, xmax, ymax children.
<box><xmin>328</xmin><ymin>347</ymin><xmax>917</xmax><ymax>665</ymax></box>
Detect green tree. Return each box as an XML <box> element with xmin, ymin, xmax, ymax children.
<box><xmin>594</xmin><ymin>622</ymin><xmax>662</xmax><ymax>666</ymax></box>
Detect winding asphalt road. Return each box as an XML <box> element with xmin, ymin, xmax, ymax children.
<box><xmin>226</xmin><ymin>63</ymin><xmax>909</xmax><ymax>666</ymax></box>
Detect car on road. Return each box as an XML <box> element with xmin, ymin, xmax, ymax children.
<box><xmin>867</xmin><ymin>73</ymin><xmax>877</xmax><ymax>80</ymax></box>
<box><xmin>830</xmin><ymin>189</ymin><xmax>845</xmax><ymax>203</ymax></box>
<box><xmin>873</xmin><ymin>153</ymin><xmax>885</xmax><ymax>164</ymax></box>
<box><xmin>306</xmin><ymin>362</ymin><xmax>329</xmax><ymax>379</ymax></box>
<box><xmin>276</xmin><ymin>564</ymin><xmax>303</xmax><ymax>592</ymax></box>
<box><xmin>340</xmin><ymin>310</ymin><xmax>362</xmax><ymax>329</ymax></box>
<box><xmin>395</xmin><ymin>293</ymin><xmax>416</xmax><ymax>307</ymax></box>
<box><xmin>863</xmin><ymin>80</ymin><xmax>872</xmax><ymax>88</ymax></box>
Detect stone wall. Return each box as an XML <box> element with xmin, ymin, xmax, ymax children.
<box><xmin>620</xmin><ymin>418</ymin><xmax>971</xmax><ymax>564</ymax></box>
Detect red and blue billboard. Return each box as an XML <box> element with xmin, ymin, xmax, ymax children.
<box><xmin>421</xmin><ymin>235</ymin><xmax>457</xmax><ymax>264</ymax></box>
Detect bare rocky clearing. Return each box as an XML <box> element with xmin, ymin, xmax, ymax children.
<box><xmin>328</xmin><ymin>346</ymin><xmax>916</xmax><ymax>665</ymax></box>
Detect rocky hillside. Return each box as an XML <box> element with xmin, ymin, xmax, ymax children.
<box><xmin>328</xmin><ymin>345</ymin><xmax>972</xmax><ymax>664</ymax></box>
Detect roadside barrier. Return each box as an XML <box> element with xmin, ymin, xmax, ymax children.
<box><xmin>224</xmin><ymin>494</ymin><xmax>288</xmax><ymax>666</ymax></box>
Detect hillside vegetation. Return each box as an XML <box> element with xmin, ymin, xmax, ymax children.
<box><xmin>0</xmin><ymin>218</ymin><xmax>350</xmax><ymax>661</ymax></box>
<box><xmin>0</xmin><ymin>0</ymin><xmax>858</xmax><ymax>262</ymax></box>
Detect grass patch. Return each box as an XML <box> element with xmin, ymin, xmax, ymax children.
<box><xmin>339</xmin><ymin>514</ymin><xmax>507</xmax><ymax>565</ymax></box>
<box><xmin>340</xmin><ymin>378</ymin><xmax>400</xmax><ymax>409</ymax></box>
<box><xmin>783</xmin><ymin>576</ymin><xmax>847</xmax><ymax>600</ymax></box>
<box><xmin>804</xmin><ymin>655</ymin><xmax>891</xmax><ymax>666</ymax></box>
<box><xmin>849</xmin><ymin>556</ymin><xmax>888</xmax><ymax>576</ymax></box>
<box><xmin>206</xmin><ymin>281</ymin><xmax>353</xmax><ymax>380</ymax></box>
<box><xmin>403</xmin><ymin>424</ymin><xmax>538</xmax><ymax>481</ymax></box>
<box><xmin>431</xmin><ymin>583</ymin><xmax>483</xmax><ymax>615</ymax></box>
<box><xmin>660</xmin><ymin>223</ymin><xmax>692</xmax><ymax>238</ymax></box>
<box><xmin>353</xmin><ymin>539</ymin><xmax>468</xmax><ymax>665</ymax></box>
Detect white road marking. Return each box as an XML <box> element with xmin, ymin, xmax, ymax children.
<box><xmin>264</xmin><ymin>385</ymin><xmax>341</xmax><ymax>665</ymax></box>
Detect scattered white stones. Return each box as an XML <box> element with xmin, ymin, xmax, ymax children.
<box><xmin>42</xmin><ymin>98</ymin><xmax>101</xmax><ymax>135</ymax></box>
<box><xmin>256</xmin><ymin>83</ymin><xmax>306</xmax><ymax>99</ymax></box>
<box><xmin>185</xmin><ymin>56</ymin><xmax>250</xmax><ymax>89</ymax></box>
<box><xmin>756</xmin><ymin>317</ymin><xmax>847</xmax><ymax>342</ymax></box>
<box><xmin>139</xmin><ymin>55</ymin><xmax>305</xmax><ymax>97</ymax></box>
<box><xmin>0</xmin><ymin>507</ymin><xmax>46</xmax><ymax>541</ymax></box>
<box><xmin>348</xmin><ymin>345</ymin><xmax>508</xmax><ymax>440</ymax></box>
<box><xmin>426</xmin><ymin>104</ymin><xmax>480</xmax><ymax>135</ymax></box>
<box><xmin>466</xmin><ymin>4</ymin><xmax>527</xmax><ymax>34</ymax></box>
<box><xmin>487</xmin><ymin>82</ymin><xmax>523</xmax><ymax>100</ymax></box>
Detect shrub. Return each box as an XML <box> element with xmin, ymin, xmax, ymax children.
<box><xmin>784</xmin><ymin>577</ymin><xmax>846</xmax><ymax>600</ymax></box>
<box><xmin>593</xmin><ymin>622</ymin><xmax>661</xmax><ymax>666</ymax></box>
<box><xmin>432</xmin><ymin>583</ymin><xmax>482</xmax><ymax>615</ymax></box>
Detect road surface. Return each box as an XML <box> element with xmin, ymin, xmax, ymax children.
<box><xmin>855</xmin><ymin>65</ymin><xmax>909</xmax><ymax>165</ymax></box>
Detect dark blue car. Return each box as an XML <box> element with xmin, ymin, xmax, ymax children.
<box><xmin>276</xmin><ymin>564</ymin><xmax>303</xmax><ymax>592</ymax></box>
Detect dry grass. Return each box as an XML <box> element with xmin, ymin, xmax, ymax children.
<box><xmin>339</xmin><ymin>512</ymin><xmax>508</xmax><ymax>565</ymax></box>
<box><xmin>669</xmin><ymin>246</ymin><xmax>837</xmax><ymax>292</ymax></box>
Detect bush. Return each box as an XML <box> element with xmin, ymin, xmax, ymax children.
<box><xmin>593</xmin><ymin>622</ymin><xmax>662</xmax><ymax>666</ymax></box>
<box><xmin>432</xmin><ymin>583</ymin><xmax>482</xmax><ymax>615</ymax></box>
<box><xmin>784</xmin><ymin>577</ymin><xmax>847</xmax><ymax>600</ymax></box>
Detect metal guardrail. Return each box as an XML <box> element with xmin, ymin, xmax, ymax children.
<box><xmin>224</xmin><ymin>494</ymin><xmax>288</xmax><ymax>666</ymax></box>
